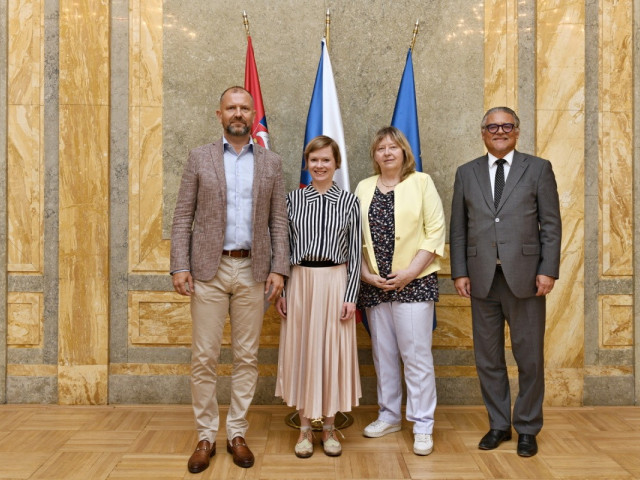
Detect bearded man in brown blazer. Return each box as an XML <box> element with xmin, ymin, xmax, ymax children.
<box><xmin>171</xmin><ymin>86</ymin><xmax>289</xmax><ymax>474</ymax></box>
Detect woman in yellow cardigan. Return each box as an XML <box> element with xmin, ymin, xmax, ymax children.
<box><xmin>355</xmin><ymin>126</ymin><xmax>445</xmax><ymax>456</ymax></box>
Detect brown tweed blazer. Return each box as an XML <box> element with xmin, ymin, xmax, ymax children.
<box><xmin>170</xmin><ymin>138</ymin><xmax>290</xmax><ymax>282</ymax></box>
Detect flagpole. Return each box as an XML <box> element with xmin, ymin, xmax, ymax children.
<box><xmin>325</xmin><ymin>9</ymin><xmax>330</xmax><ymax>49</ymax></box>
<box><xmin>410</xmin><ymin>19</ymin><xmax>419</xmax><ymax>51</ymax></box>
<box><xmin>242</xmin><ymin>10</ymin><xmax>250</xmax><ymax>37</ymax></box>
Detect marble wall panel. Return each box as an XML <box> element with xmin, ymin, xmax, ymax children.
<box><xmin>432</xmin><ymin>295</ymin><xmax>473</xmax><ymax>348</ymax></box>
<box><xmin>129</xmin><ymin>0</ymin><xmax>169</xmax><ymax>274</ymax></box>
<box><xmin>127</xmin><ymin>292</ymin><xmax>287</xmax><ymax>348</ymax></box>
<box><xmin>7</xmin><ymin>105</ymin><xmax>43</xmax><ymax>273</ymax></box>
<box><xmin>58</xmin><ymin>104</ymin><xmax>110</xmax><ymax>366</ymax></box>
<box><xmin>7</xmin><ymin>0</ymin><xmax>43</xmax><ymax>105</ymax></box>
<box><xmin>58</xmin><ymin>365</ymin><xmax>108</xmax><ymax>405</ymax></box>
<box><xmin>128</xmin><ymin>291</ymin><xmax>190</xmax><ymax>345</ymax></box>
<box><xmin>599</xmin><ymin>294</ymin><xmax>633</xmax><ymax>347</ymax></box>
<box><xmin>7</xmin><ymin>0</ymin><xmax>44</xmax><ymax>274</ymax></box>
<box><xmin>599</xmin><ymin>0</ymin><xmax>633</xmax><ymax>277</ymax></box>
<box><xmin>484</xmin><ymin>0</ymin><xmax>518</xmax><ymax>110</ymax></box>
<box><xmin>58</xmin><ymin>0</ymin><xmax>109</xmax><ymax>105</ymax></box>
<box><xmin>7</xmin><ymin>292</ymin><xmax>42</xmax><ymax>347</ymax></box>
<box><xmin>536</xmin><ymin>1</ymin><xmax>585</xmax><ymax>379</ymax></box>
<box><xmin>58</xmin><ymin>0</ymin><xmax>110</xmax><ymax>403</ymax></box>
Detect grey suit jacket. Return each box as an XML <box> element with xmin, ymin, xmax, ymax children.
<box><xmin>449</xmin><ymin>150</ymin><xmax>561</xmax><ymax>299</ymax></box>
<box><xmin>170</xmin><ymin>138</ymin><xmax>290</xmax><ymax>282</ymax></box>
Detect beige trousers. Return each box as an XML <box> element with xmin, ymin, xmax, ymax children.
<box><xmin>190</xmin><ymin>256</ymin><xmax>265</xmax><ymax>442</ymax></box>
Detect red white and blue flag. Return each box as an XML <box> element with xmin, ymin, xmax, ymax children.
<box><xmin>244</xmin><ymin>36</ymin><xmax>270</xmax><ymax>149</ymax></box>
<box><xmin>300</xmin><ymin>38</ymin><xmax>349</xmax><ymax>191</ymax></box>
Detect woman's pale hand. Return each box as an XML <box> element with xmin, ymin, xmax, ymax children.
<box><xmin>362</xmin><ymin>271</ymin><xmax>387</xmax><ymax>288</ymax></box>
<box><xmin>275</xmin><ymin>297</ymin><xmax>287</xmax><ymax>319</ymax></box>
<box><xmin>341</xmin><ymin>302</ymin><xmax>356</xmax><ymax>321</ymax></box>
<box><xmin>384</xmin><ymin>269</ymin><xmax>416</xmax><ymax>292</ymax></box>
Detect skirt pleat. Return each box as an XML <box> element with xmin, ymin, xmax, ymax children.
<box><xmin>275</xmin><ymin>264</ymin><xmax>361</xmax><ymax>419</ymax></box>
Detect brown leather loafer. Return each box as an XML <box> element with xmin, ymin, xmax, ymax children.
<box><xmin>226</xmin><ymin>436</ymin><xmax>254</xmax><ymax>468</ymax></box>
<box><xmin>187</xmin><ymin>440</ymin><xmax>215</xmax><ymax>474</ymax></box>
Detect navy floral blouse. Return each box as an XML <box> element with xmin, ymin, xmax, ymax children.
<box><xmin>357</xmin><ymin>187</ymin><xmax>438</xmax><ymax>309</ymax></box>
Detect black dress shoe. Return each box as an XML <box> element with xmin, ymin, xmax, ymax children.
<box><xmin>517</xmin><ymin>434</ymin><xmax>538</xmax><ymax>457</ymax></box>
<box><xmin>478</xmin><ymin>429</ymin><xmax>512</xmax><ymax>450</ymax></box>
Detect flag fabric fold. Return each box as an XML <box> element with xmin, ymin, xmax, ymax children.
<box><xmin>391</xmin><ymin>48</ymin><xmax>422</xmax><ymax>172</ymax></box>
<box><xmin>244</xmin><ymin>36</ymin><xmax>270</xmax><ymax>149</ymax></box>
<box><xmin>300</xmin><ymin>38</ymin><xmax>350</xmax><ymax>191</ymax></box>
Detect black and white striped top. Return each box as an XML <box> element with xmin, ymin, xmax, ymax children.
<box><xmin>286</xmin><ymin>183</ymin><xmax>362</xmax><ymax>303</ymax></box>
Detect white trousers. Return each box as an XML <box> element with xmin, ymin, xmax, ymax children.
<box><xmin>190</xmin><ymin>256</ymin><xmax>265</xmax><ymax>442</ymax></box>
<box><xmin>367</xmin><ymin>301</ymin><xmax>437</xmax><ymax>434</ymax></box>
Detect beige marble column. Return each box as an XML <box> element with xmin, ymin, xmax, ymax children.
<box><xmin>537</xmin><ymin>0</ymin><xmax>585</xmax><ymax>405</ymax></box>
<box><xmin>58</xmin><ymin>0</ymin><xmax>110</xmax><ymax>404</ymax></box>
<box><xmin>484</xmin><ymin>0</ymin><xmax>518</xmax><ymax>110</ymax></box>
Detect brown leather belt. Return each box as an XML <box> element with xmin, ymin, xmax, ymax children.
<box><xmin>222</xmin><ymin>249</ymin><xmax>251</xmax><ymax>258</ymax></box>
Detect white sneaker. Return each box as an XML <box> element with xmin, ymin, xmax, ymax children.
<box><xmin>363</xmin><ymin>419</ymin><xmax>401</xmax><ymax>438</ymax></box>
<box><xmin>413</xmin><ymin>433</ymin><xmax>433</xmax><ymax>455</ymax></box>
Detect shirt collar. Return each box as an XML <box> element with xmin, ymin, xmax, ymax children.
<box><xmin>303</xmin><ymin>182</ymin><xmax>341</xmax><ymax>203</ymax></box>
<box><xmin>223</xmin><ymin>136</ymin><xmax>254</xmax><ymax>154</ymax></box>
<box><xmin>487</xmin><ymin>149</ymin><xmax>514</xmax><ymax>167</ymax></box>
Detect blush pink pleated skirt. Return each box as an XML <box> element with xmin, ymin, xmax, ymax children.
<box><xmin>275</xmin><ymin>264</ymin><xmax>361</xmax><ymax>419</ymax></box>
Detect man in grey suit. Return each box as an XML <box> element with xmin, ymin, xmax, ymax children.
<box><xmin>450</xmin><ymin>107</ymin><xmax>561</xmax><ymax>457</ymax></box>
<box><xmin>171</xmin><ymin>86</ymin><xmax>289</xmax><ymax>473</ymax></box>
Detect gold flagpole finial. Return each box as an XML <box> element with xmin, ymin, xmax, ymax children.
<box><xmin>242</xmin><ymin>10</ymin><xmax>250</xmax><ymax>37</ymax></box>
<box><xmin>325</xmin><ymin>9</ymin><xmax>331</xmax><ymax>50</ymax></box>
<box><xmin>410</xmin><ymin>19</ymin><xmax>420</xmax><ymax>51</ymax></box>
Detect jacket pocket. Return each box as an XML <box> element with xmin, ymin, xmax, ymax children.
<box><xmin>522</xmin><ymin>244</ymin><xmax>540</xmax><ymax>255</ymax></box>
<box><xmin>467</xmin><ymin>246</ymin><xmax>477</xmax><ymax>257</ymax></box>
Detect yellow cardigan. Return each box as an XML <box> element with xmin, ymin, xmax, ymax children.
<box><xmin>355</xmin><ymin>172</ymin><xmax>446</xmax><ymax>278</ymax></box>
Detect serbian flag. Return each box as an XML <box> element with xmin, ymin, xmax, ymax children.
<box><xmin>391</xmin><ymin>48</ymin><xmax>422</xmax><ymax>172</ymax></box>
<box><xmin>244</xmin><ymin>36</ymin><xmax>270</xmax><ymax>149</ymax></box>
<box><xmin>300</xmin><ymin>38</ymin><xmax>350</xmax><ymax>191</ymax></box>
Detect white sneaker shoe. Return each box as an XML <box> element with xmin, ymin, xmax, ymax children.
<box><xmin>413</xmin><ymin>433</ymin><xmax>433</xmax><ymax>455</ymax></box>
<box><xmin>363</xmin><ymin>419</ymin><xmax>401</xmax><ymax>438</ymax></box>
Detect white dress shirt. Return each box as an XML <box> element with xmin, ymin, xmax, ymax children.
<box><xmin>487</xmin><ymin>150</ymin><xmax>514</xmax><ymax>202</ymax></box>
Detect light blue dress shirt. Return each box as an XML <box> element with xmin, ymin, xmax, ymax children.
<box><xmin>223</xmin><ymin>137</ymin><xmax>254</xmax><ymax>250</ymax></box>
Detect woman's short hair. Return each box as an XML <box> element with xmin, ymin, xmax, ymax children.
<box><xmin>369</xmin><ymin>126</ymin><xmax>416</xmax><ymax>181</ymax></box>
<box><xmin>303</xmin><ymin>135</ymin><xmax>341</xmax><ymax>169</ymax></box>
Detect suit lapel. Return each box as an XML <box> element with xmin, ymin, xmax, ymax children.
<box><xmin>496</xmin><ymin>150</ymin><xmax>528</xmax><ymax>211</ymax></box>
<box><xmin>209</xmin><ymin>140</ymin><xmax>227</xmax><ymax>211</ymax></box>
<box><xmin>472</xmin><ymin>155</ymin><xmax>494</xmax><ymax>211</ymax></box>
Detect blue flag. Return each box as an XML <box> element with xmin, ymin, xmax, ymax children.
<box><xmin>390</xmin><ymin>47</ymin><xmax>437</xmax><ymax>330</ymax></box>
<box><xmin>391</xmin><ymin>48</ymin><xmax>422</xmax><ymax>172</ymax></box>
<box><xmin>300</xmin><ymin>38</ymin><xmax>350</xmax><ymax>191</ymax></box>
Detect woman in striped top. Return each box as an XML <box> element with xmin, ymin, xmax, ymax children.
<box><xmin>275</xmin><ymin>135</ymin><xmax>362</xmax><ymax>459</ymax></box>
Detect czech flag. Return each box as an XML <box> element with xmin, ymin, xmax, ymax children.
<box><xmin>300</xmin><ymin>38</ymin><xmax>350</xmax><ymax>191</ymax></box>
<box><xmin>244</xmin><ymin>36</ymin><xmax>270</xmax><ymax>149</ymax></box>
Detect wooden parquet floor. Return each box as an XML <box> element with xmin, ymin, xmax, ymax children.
<box><xmin>0</xmin><ymin>404</ymin><xmax>639</xmax><ymax>479</ymax></box>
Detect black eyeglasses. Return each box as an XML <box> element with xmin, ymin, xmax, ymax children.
<box><xmin>484</xmin><ymin>123</ymin><xmax>516</xmax><ymax>134</ymax></box>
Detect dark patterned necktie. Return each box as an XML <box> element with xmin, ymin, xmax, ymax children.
<box><xmin>494</xmin><ymin>159</ymin><xmax>506</xmax><ymax>208</ymax></box>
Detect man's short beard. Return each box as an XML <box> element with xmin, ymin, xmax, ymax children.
<box><xmin>226</xmin><ymin>124</ymin><xmax>250</xmax><ymax>137</ymax></box>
